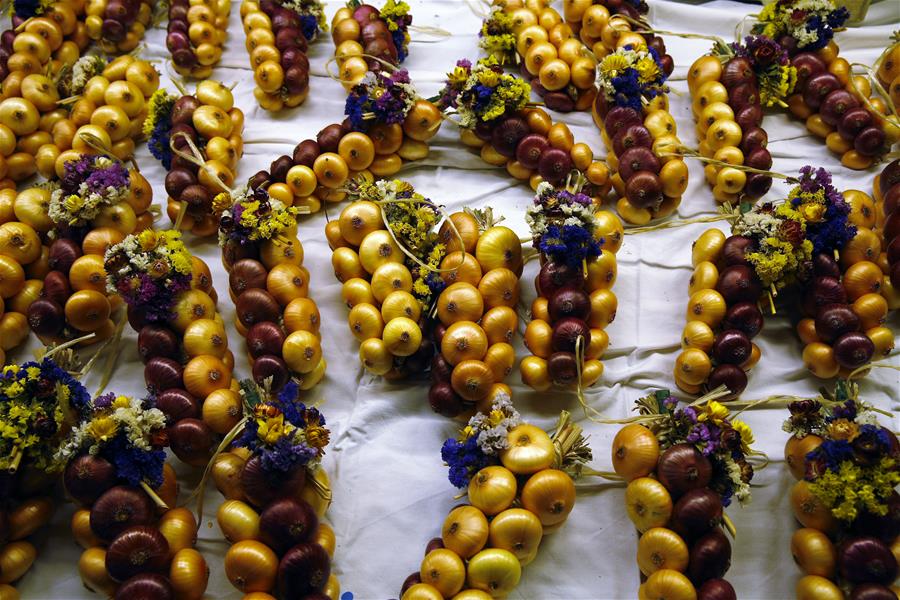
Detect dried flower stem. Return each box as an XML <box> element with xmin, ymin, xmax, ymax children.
<box><xmin>141</xmin><ymin>480</ymin><xmax>169</xmax><ymax>510</ymax></box>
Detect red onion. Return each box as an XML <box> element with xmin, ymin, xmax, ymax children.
<box><xmin>625</xmin><ymin>171</ymin><xmax>663</xmax><ymax>210</ymax></box>
<box><xmin>721</xmin><ymin>57</ymin><xmax>754</xmax><ymax>89</ymax></box>
<box><xmin>802</xmin><ymin>73</ymin><xmax>841</xmax><ymax>110</ymax></box>
<box><xmin>237</xmin><ymin>288</ymin><xmax>281</xmax><ymax>328</ymax></box>
<box><xmin>144</xmin><ymin>357</ymin><xmax>183</xmax><ymax>395</ymax></box>
<box><xmin>837</xmin><ymin>107</ymin><xmax>873</xmax><ymax>139</ymax></box>
<box><xmin>743</xmin><ymin>173</ymin><xmax>772</xmax><ymax>199</ymax></box>
<box><xmin>316</xmin><ymin>124</ymin><xmax>343</xmax><ymax>153</ymax></box>
<box><xmin>712</xmin><ymin>330</ymin><xmax>752</xmax><ymax>365</ymax></box>
<box><xmin>833</xmin><ymin>332</ymin><xmax>875</xmax><ymax>369</ymax></box>
<box><xmin>425</xmin><ymin>537</ymin><xmax>444</xmax><ymax>554</ymax></box>
<box><xmin>819</xmin><ymin>89</ymin><xmax>859</xmax><ymax>126</ymax></box>
<box><xmin>292</xmin><ymin>139</ymin><xmax>320</xmax><ymax>167</ymax></box>
<box><xmin>547</xmin><ymin>352</ymin><xmax>579</xmax><ymax>386</ymax></box>
<box><xmin>538</xmin><ymin>261</ymin><xmax>584</xmax><ymax>296</ymax></box>
<box><xmin>229</xmin><ymin>259</ymin><xmax>268</xmax><ymax>296</ymax></box>
<box><xmin>849</xmin><ymin>584</ymin><xmax>900</xmax><ymax>600</ymax></box>
<box><xmin>716</xmin><ymin>265</ymin><xmax>761</xmax><ymax>304</ymax></box>
<box><xmin>278</xmin><ymin>542</ymin><xmax>331</xmax><ymax>598</ymax></box>
<box><xmin>688</xmin><ymin>528</ymin><xmax>732</xmax><ymax>583</ymax></box>
<box><xmin>155</xmin><ymin>389</ymin><xmax>200</xmax><ymax>425</ymax></box>
<box><xmin>401</xmin><ymin>572</ymin><xmax>422</xmax><ymax>596</ymax></box>
<box><xmin>240</xmin><ymin>456</ymin><xmax>307</xmax><ymax>509</ymax></box>
<box><xmin>64</xmin><ymin>454</ymin><xmax>117</xmax><ymax>505</ymax></box>
<box><xmin>41</xmin><ymin>271</ymin><xmax>72</xmax><ymax>305</ymax></box>
<box><xmin>90</xmin><ymin>486</ymin><xmax>155</xmax><ymax>542</ymax></box>
<box><xmin>168</xmin><ymin>418</ymin><xmax>215</xmax><ymax>467</ymax></box>
<box><xmin>672</xmin><ymin>489</ymin><xmax>723</xmax><ymax>541</ymax></box>
<box><xmin>854</xmin><ymin>126</ymin><xmax>886</xmax><ymax>157</ymax></box>
<box><xmin>604</xmin><ymin>106</ymin><xmax>642</xmax><ymax>138</ymax></box>
<box><xmin>137</xmin><ymin>326</ymin><xmax>180</xmax><ymax>364</ymax></box>
<box><xmin>880</xmin><ymin>159</ymin><xmax>900</xmax><ymax>190</ymax></box>
<box><xmin>48</xmin><ymin>238</ymin><xmax>81</xmax><ymax>273</ymax></box>
<box><xmin>739</xmin><ymin>127</ymin><xmax>767</xmax><ymax>153</ymax></box>
<box><xmin>114</xmin><ymin>573</ymin><xmax>175</xmax><ymax>600</ymax></box>
<box><xmin>551</xmin><ymin>318</ymin><xmax>590</xmax><ymax>353</ymax></box>
<box><xmin>537</xmin><ymin>147</ymin><xmax>574</xmax><ymax>185</ymax></box>
<box><xmin>491</xmin><ymin>116</ymin><xmax>529</xmax><ymax>158</ymax></box>
<box><xmin>430</xmin><ymin>353</ymin><xmax>452</xmax><ymax>384</ymax></box>
<box><xmin>812</xmin><ymin>254</ymin><xmax>841</xmax><ymax>278</ymax></box>
<box><xmin>515</xmin><ymin>133</ymin><xmax>550</xmax><ymax>170</ymax></box>
<box><xmin>792</xmin><ymin>53</ymin><xmax>826</xmax><ymax>87</ymax></box>
<box><xmin>722</xmin><ymin>302</ymin><xmax>763</xmax><ymax>338</ymax></box>
<box><xmin>838</xmin><ymin>537</ymin><xmax>898</xmax><ymax>585</ymax></box>
<box><xmin>618</xmin><ymin>147</ymin><xmax>660</xmax><ymax>181</ymax></box>
<box><xmin>27</xmin><ymin>299</ymin><xmax>65</xmax><ymax>338</ymax></box>
<box><xmin>706</xmin><ymin>364</ymin><xmax>747</xmax><ymax>397</ymax></box>
<box><xmin>698</xmin><ymin>579</ymin><xmax>737</xmax><ymax>600</ymax></box>
<box><xmin>735</xmin><ymin>106</ymin><xmax>763</xmax><ymax>132</ymax></box>
<box><xmin>612</xmin><ymin>124</ymin><xmax>653</xmax><ymax>156</ymax></box>
<box><xmin>548</xmin><ymin>288</ymin><xmax>591</xmax><ymax>322</ymax></box>
<box><xmin>814</xmin><ymin>304</ymin><xmax>860</xmax><ymax>344</ymax></box>
<box><xmin>105</xmin><ymin>526</ymin><xmax>169</xmax><ymax>582</ymax></box>
<box><xmin>428</xmin><ymin>381</ymin><xmax>466</xmax><ymax>417</ymax></box>
<box><xmin>246</xmin><ymin>321</ymin><xmax>286</xmax><ymax>359</ymax></box>
<box><xmin>251</xmin><ymin>354</ymin><xmax>290</xmax><ymax>392</ymax></box>
<box><xmin>260</xmin><ymin>498</ymin><xmax>319</xmax><ymax>555</ymax></box>
<box><xmin>657</xmin><ymin>444</ymin><xmax>712</xmax><ymax>497</ymax></box>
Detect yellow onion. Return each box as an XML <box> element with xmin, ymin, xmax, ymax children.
<box><xmin>298</xmin><ymin>467</ymin><xmax>333</xmax><ymax>519</ymax></box>
<box><xmin>488</xmin><ymin>508</ymin><xmax>542</xmax><ymax>562</ymax></box>
<box><xmin>440</xmin><ymin>212</ymin><xmax>479</xmax><ymax>254</ymax></box>
<box><xmin>442</xmin><ymin>505</ymin><xmax>489</xmax><ymax>559</ymax></box>
<box><xmin>212</xmin><ymin>452</ymin><xmax>246</xmax><ymax>501</ymax></box>
<box><xmin>8</xmin><ymin>496</ymin><xmax>53</xmax><ymax>540</ymax></box>
<box><xmin>420</xmin><ymin>549</ymin><xmax>466</xmax><ymax>598</ymax></box>
<box><xmin>520</xmin><ymin>469</ymin><xmax>575</xmax><ymax>527</ymax></box>
<box><xmin>475</xmin><ymin>227</ymin><xmax>523</xmax><ymax>276</ymax></box>
<box><xmin>468</xmin><ymin>466</ymin><xmax>517</xmax><ymax>516</ymax></box>
<box><xmin>401</xmin><ymin>583</ymin><xmax>443</xmax><ymax>600</ymax></box>
<box><xmin>685</xmin><ymin>289</ymin><xmax>726</xmax><ymax>328</ymax></box>
<box><xmin>642</xmin><ymin>569</ymin><xmax>697</xmax><ymax>600</ymax></box>
<box><xmin>159</xmin><ymin>507</ymin><xmax>198</xmax><ymax>556</ymax></box>
<box><xmin>202</xmin><ymin>388</ymin><xmax>242</xmax><ymax>435</ymax></box>
<box><xmin>359</xmin><ymin>337</ymin><xmax>393</xmax><ymax>375</ymax></box>
<box><xmin>0</xmin><ymin>541</ymin><xmax>36</xmax><ymax>584</ymax></box>
<box><xmin>790</xmin><ymin>528</ymin><xmax>836</xmax><ymax>578</ymax></box>
<box><xmin>371</xmin><ymin>262</ymin><xmax>412</xmax><ymax>303</ymax></box>
<box><xmin>169</xmin><ymin>548</ymin><xmax>209</xmax><ymax>600</ymax></box>
<box><xmin>359</xmin><ymin>229</ymin><xmax>403</xmax><ymax>274</ymax></box>
<box><xmin>217</xmin><ymin>499</ymin><xmax>260</xmax><ymax>543</ymax></box>
<box><xmin>477</xmin><ymin>268</ymin><xmax>519</xmax><ymax>309</ymax></box>
<box><xmin>78</xmin><ymin>547</ymin><xmax>116</xmax><ymax>596</ymax></box>
<box><xmin>348</xmin><ymin>303</ymin><xmax>384</xmax><ymax>342</ymax></box>
<box><xmin>437</xmin><ymin>282</ymin><xmax>484</xmax><ymax>326</ymax></box>
<box><xmin>784</xmin><ymin>435</ymin><xmax>823</xmax><ymax>480</ymax></box>
<box><xmin>338</xmin><ymin>200</ymin><xmax>382</xmax><ymax>246</ymax></box>
<box><xmin>681</xmin><ymin>321</ymin><xmax>715</xmax><ymax>353</ymax></box>
<box><xmin>691</xmin><ymin>229</ymin><xmax>725</xmax><ymax>266</ymax></box>
<box><xmin>224</xmin><ymin>540</ymin><xmax>278</xmax><ymax>593</ymax></box>
<box><xmin>611</xmin><ymin>424</ymin><xmax>659</xmax><ymax>481</ymax></box>
<box><xmin>637</xmin><ymin>528</ymin><xmax>689</xmax><ymax>576</ymax></box>
<box><xmin>383</xmin><ymin>317</ymin><xmax>423</xmax><ymax>357</ymax></box>
<box><xmin>315</xmin><ymin>523</ymin><xmax>336</xmax><ymax>559</ymax></box>
<box><xmin>688</xmin><ymin>261</ymin><xmax>718</xmax><ymax>296</ymax></box>
<box><xmin>500</xmin><ymin>424</ymin><xmax>554</xmax><ymax>475</ymax></box>
<box><xmin>519</xmin><ymin>355</ymin><xmax>550</xmax><ymax>392</ymax></box>
<box><xmin>71</xmin><ymin>509</ymin><xmax>102</xmax><ymax>549</ymax></box>
<box><xmin>465</xmin><ymin>548</ymin><xmax>522</xmax><ymax>597</ymax></box>
<box><xmin>625</xmin><ymin>477</ymin><xmax>673</xmax><ymax>533</ymax></box>
<box><xmin>183</xmin><ymin>354</ymin><xmax>231</xmax><ymax>398</ymax></box>
<box><xmin>183</xmin><ymin>318</ymin><xmax>228</xmax><ymax>358</ymax></box>
<box><xmin>796</xmin><ymin>575</ymin><xmax>843</xmax><ymax>600</ymax></box>
<box><xmin>283</xmin><ymin>330</ymin><xmax>323</xmax><ymax>374</ymax></box>
<box><xmin>440</xmin><ymin>252</ymin><xmax>482</xmax><ymax>286</ymax></box>
<box><xmin>442</xmin><ymin>321</ymin><xmax>488</xmax><ymax>365</ymax></box>
<box><xmin>790</xmin><ymin>480</ymin><xmax>837</xmax><ymax>533</ymax></box>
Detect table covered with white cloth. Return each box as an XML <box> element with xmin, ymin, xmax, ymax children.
<box><xmin>13</xmin><ymin>0</ymin><xmax>899</xmax><ymax>598</ymax></box>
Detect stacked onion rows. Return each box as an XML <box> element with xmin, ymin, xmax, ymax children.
<box><xmin>0</xmin><ymin>204</ymin><xmax>48</xmax><ymax>364</ymax></box>
<box><xmin>687</xmin><ymin>55</ymin><xmax>774</xmax><ymax>203</ymax></box>
<box><xmin>251</xmin><ymin>103</ymin><xmax>441</xmax><ymax>215</ymax></box>
<box><xmin>213</xmin><ymin>452</ymin><xmax>338</xmax><ymax>598</ymax></box>
<box><xmin>787</xmin><ymin>41</ymin><xmax>897</xmax><ymax>170</ymax></box>
<box><xmin>520</xmin><ymin>243</ymin><xmax>617</xmax><ymax>392</ymax></box>
<box><xmin>613</xmin><ymin>425</ymin><xmax>737</xmax><ymax>600</ymax></box>
<box><xmin>53</xmin><ymin>56</ymin><xmax>161</xmax><ymax>167</ymax></box>
<box><xmin>66</xmin><ymin>460</ymin><xmax>208</xmax><ymax>599</ymax></box>
<box><xmin>328</xmin><ymin>199</ymin><xmax>433</xmax><ymax>381</ymax></box>
<box><xmin>401</xmin><ymin>429</ymin><xmax>577</xmax><ymax>599</ymax></box>
<box><xmin>167</xmin><ymin>0</ymin><xmax>230</xmax><ymax>79</ymax></box>
<box><xmin>460</xmin><ymin>107</ymin><xmax>611</xmax><ymax>197</ymax></box>
<box><xmin>876</xmin><ymin>159</ymin><xmax>900</xmax><ymax>296</ymax></box>
<box><xmin>500</xmin><ymin>1</ymin><xmax>598</xmax><ymax>113</ymax></box>
<box><xmin>163</xmin><ymin>82</ymin><xmax>244</xmax><ymax>236</ymax></box>
<box><xmin>26</xmin><ymin>168</ymin><xmax>153</xmax><ymax>346</ymax></box>
<box><xmin>429</xmin><ymin>212</ymin><xmax>522</xmax><ymax>418</ymax></box>
<box><xmin>241</xmin><ymin>0</ymin><xmax>314</xmax><ymax>111</ymax></box>
<box><xmin>0</xmin><ymin>477</ymin><xmax>55</xmax><ymax>594</ymax></box>
<box><xmin>876</xmin><ymin>40</ymin><xmax>900</xmax><ymax>113</ymax></box>
<box><xmin>128</xmin><ymin>260</ymin><xmax>239</xmax><ymax>469</ymax></box>
<box><xmin>0</xmin><ymin>7</ymin><xmax>91</xmax><ymax>184</ymax></box>
<box><xmin>676</xmin><ymin>228</ymin><xmax>763</xmax><ymax>397</ymax></box>
<box><xmin>84</xmin><ymin>0</ymin><xmax>152</xmax><ymax>54</ymax></box>
<box><xmin>224</xmin><ymin>231</ymin><xmax>325</xmax><ymax>395</ymax></box>
<box><xmin>332</xmin><ymin>2</ymin><xmax>407</xmax><ymax>90</ymax></box>
<box><xmin>784</xmin><ymin>431</ymin><xmax>900</xmax><ymax>599</ymax></box>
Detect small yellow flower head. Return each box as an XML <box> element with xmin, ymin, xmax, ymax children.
<box><xmin>461</xmin><ymin>425</ymin><xmax>475</xmax><ymax>440</ymax></box>
<box><xmin>305</xmin><ymin>424</ymin><xmax>330</xmax><ymax>449</ymax></box>
<box><xmin>699</xmin><ymin>400</ymin><xmax>729</xmax><ymax>425</ymax></box>
<box><xmin>258</xmin><ymin>414</ymin><xmax>286</xmax><ymax>445</ymax></box>
<box><xmin>26</xmin><ymin>366</ymin><xmax>41</xmax><ymax>379</ymax></box>
<box><xmin>64</xmin><ymin>195</ymin><xmax>84</xmax><ymax>212</ymax></box>
<box><xmin>212</xmin><ymin>192</ymin><xmax>232</xmax><ymax>213</ymax></box>
<box><xmin>449</xmin><ymin>66</ymin><xmax>469</xmax><ymax>84</ymax></box>
<box><xmin>599</xmin><ymin>54</ymin><xmax>629</xmax><ymax>77</ymax></box>
<box><xmin>112</xmin><ymin>396</ymin><xmax>131</xmax><ymax>409</ymax></box>
<box><xmin>731</xmin><ymin>419</ymin><xmax>755</xmax><ymax>451</ymax></box>
<box><xmin>88</xmin><ymin>416</ymin><xmax>118</xmax><ymax>441</ymax></box>
<box><xmin>635</xmin><ymin>56</ymin><xmax>660</xmax><ymax>82</ymax></box>
<box><xmin>138</xmin><ymin>229</ymin><xmax>158</xmax><ymax>251</ymax></box>
<box><xmin>826</xmin><ymin>418</ymin><xmax>860</xmax><ymax>442</ymax></box>
<box><xmin>477</xmin><ymin>69</ymin><xmax>500</xmax><ymax>87</ymax></box>
<box><xmin>800</xmin><ymin>202</ymin><xmax>826</xmax><ymax>223</ymax></box>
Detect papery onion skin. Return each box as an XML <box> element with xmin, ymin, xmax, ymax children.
<box><xmin>688</xmin><ymin>528</ymin><xmax>731</xmax><ymax>584</ymax></box>
<box><xmin>657</xmin><ymin>444</ymin><xmax>713</xmax><ymax>498</ymax></box>
<box><xmin>90</xmin><ymin>486</ymin><xmax>155</xmax><ymax>542</ymax></box>
<box><xmin>697</xmin><ymin>578</ymin><xmax>736</xmax><ymax>600</ymax></box>
<box><xmin>64</xmin><ymin>454</ymin><xmax>117</xmax><ymax>506</ymax></box>
<box><xmin>278</xmin><ymin>542</ymin><xmax>331</xmax><ymax>598</ymax></box>
<box><xmin>113</xmin><ymin>573</ymin><xmax>175</xmax><ymax>600</ymax></box>
<box><xmin>849</xmin><ymin>583</ymin><xmax>899</xmax><ymax>600</ymax></box>
<box><xmin>672</xmin><ymin>488</ymin><xmax>723</xmax><ymax>542</ymax></box>
<box><xmin>258</xmin><ymin>498</ymin><xmax>319</xmax><ymax>555</ymax></box>
<box><xmin>838</xmin><ymin>537</ymin><xmax>898</xmax><ymax>585</ymax></box>
<box><xmin>105</xmin><ymin>526</ymin><xmax>170</xmax><ymax>582</ymax></box>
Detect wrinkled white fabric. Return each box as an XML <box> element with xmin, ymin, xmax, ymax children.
<box><xmin>13</xmin><ymin>0</ymin><xmax>899</xmax><ymax>598</ymax></box>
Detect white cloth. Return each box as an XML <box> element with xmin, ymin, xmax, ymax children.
<box><xmin>13</xmin><ymin>1</ymin><xmax>899</xmax><ymax>599</ymax></box>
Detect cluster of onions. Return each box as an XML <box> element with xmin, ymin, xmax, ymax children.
<box><xmin>328</xmin><ymin>198</ymin><xmax>433</xmax><ymax>381</ymax></box>
<box><xmin>161</xmin><ymin>81</ymin><xmax>244</xmax><ymax>235</ymax></box>
<box><xmin>253</xmin><ymin>96</ymin><xmax>441</xmax><ymax>216</ymax></box>
<box><xmin>460</xmin><ymin>106</ymin><xmax>611</xmax><ymax>198</ymax></box>
<box><xmin>786</xmin><ymin>40</ymin><xmax>897</xmax><ymax>170</ymax></box>
<box><xmin>167</xmin><ymin>0</ymin><xmax>230</xmax><ymax>78</ymax></box>
<box><xmin>67</xmin><ymin>462</ymin><xmax>206</xmax><ymax>599</ymax></box>
<box><xmin>783</xmin><ymin>393</ymin><xmax>900</xmax><ymax>600</ymax></box>
<box><xmin>84</xmin><ymin>0</ymin><xmax>152</xmax><ymax>53</ymax></box>
<box><xmin>490</xmin><ymin>0</ymin><xmax>598</xmax><ymax>113</ymax></box>
<box><xmin>613</xmin><ymin>425</ymin><xmax>738</xmax><ymax>600</ymax></box>
<box><xmin>220</xmin><ymin>192</ymin><xmax>325</xmax><ymax>395</ymax></box>
<box><xmin>676</xmin><ymin>228</ymin><xmax>761</xmax><ymax>397</ymax></box>
<box><xmin>875</xmin><ymin>39</ymin><xmax>900</xmax><ymax>110</ymax></box>
<box><xmin>0</xmin><ymin>3</ymin><xmax>91</xmax><ymax>184</ymax></box>
<box><xmin>0</xmin><ymin>210</ymin><xmax>48</xmax><ymax>364</ymax></box>
<box><xmin>428</xmin><ymin>210</ymin><xmax>522</xmax><ymax>418</ymax></box>
<box><xmin>49</xmin><ymin>55</ymin><xmax>161</xmax><ymax>168</ymax></box>
<box><xmin>687</xmin><ymin>54</ymin><xmax>775</xmax><ymax>203</ymax></box>
<box><xmin>26</xmin><ymin>158</ymin><xmax>153</xmax><ymax>347</ymax></box>
<box><xmin>240</xmin><ymin>0</ymin><xmax>317</xmax><ymax>111</ymax></box>
<box><xmin>401</xmin><ymin>419</ymin><xmax>582</xmax><ymax>599</ymax></box>
<box><xmin>332</xmin><ymin>1</ymin><xmax>409</xmax><ymax>90</ymax></box>
<box><xmin>211</xmin><ymin>382</ymin><xmax>340</xmax><ymax>599</ymax></box>
<box><xmin>106</xmin><ymin>235</ymin><xmax>236</xmax><ymax>469</ymax></box>
<box><xmin>875</xmin><ymin>159</ymin><xmax>900</xmax><ymax>299</ymax></box>
<box><xmin>0</xmin><ymin>480</ymin><xmax>55</xmax><ymax>594</ymax></box>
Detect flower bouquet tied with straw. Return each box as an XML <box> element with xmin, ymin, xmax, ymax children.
<box><xmin>520</xmin><ymin>179</ymin><xmax>616</xmax><ymax>394</ymax></box>
<box><xmin>782</xmin><ymin>381</ymin><xmax>899</xmax><ymax>598</ymax></box>
<box><xmin>57</xmin><ymin>391</ymin><xmax>209</xmax><ymax>599</ymax></box>
<box><xmin>611</xmin><ymin>388</ymin><xmax>759</xmax><ymax>599</ymax></box>
<box><xmin>400</xmin><ymin>394</ymin><xmax>592</xmax><ymax>598</ymax></box>
<box><xmin>211</xmin><ymin>379</ymin><xmax>342</xmax><ymax>598</ymax></box>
